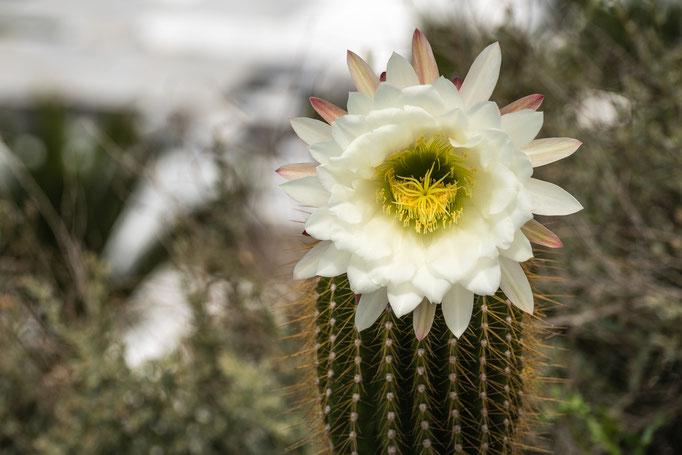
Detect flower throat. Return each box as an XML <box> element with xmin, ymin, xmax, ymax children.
<box><xmin>376</xmin><ymin>135</ymin><xmax>475</xmax><ymax>234</ymax></box>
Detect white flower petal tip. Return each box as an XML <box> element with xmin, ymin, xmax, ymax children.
<box><xmin>441</xmin><ymin>286</ymin><xmax>474</xmax><ymax>338</ymax></box>
<box><xmin>275</xmin><ymin>162</ymin><xmax>318</xmax><ymax>180</ymax></box>
<box><xmin>347</xmin><ymin>50</ymin><xmax>380</xmax><ymax>97</ymax></box>
<box><xmin>501</xmin><ymin>109</ymin><xmax>544</xmax><ymax>148</ymax></box>
<box><xmin>388</xmin><ymin>284</ymin><xmax>423</xmax><ymax>318</ymax></box>
<box><xmin>526</xmin><ymin>178</ymin><xmax>583</xmax><ymax>216</ymax></box>
<box><xmin>355</xmin><ymin>289</ymin><xmax>388</xmax><ymax>332</ymax></box>
<box><xmin>522</xmin><ymin>138</ymin><xmax>582</xmax><ymax>167</ymax></box>
<box><xmin>500</xmin><ymin>94</ymin><xmax>544</xmax><ymax>115</ymax></box>
<box><xmin>293</xmin><ymin>242</ymin><xmax>328</xmax><ymax>280</ymax></box>
<box><xmin>413</xmin><ymin>299</ymin><xmax>437</xmax><ymax>340</ymax></box>
<box><xmin>522</xmin><ymin>219</ymin><xmax>563</xmax><ymax>248</ymax></box>
<box><xmin>310</xmin><ymin>97</ymin><xmax>347</xmax><ymax>124</ymax></box>
<box><xmin>386</xmin><ymin>52</ymin><xmax>420</xmax><ymax>88</ymax></box>
<box><xmin>459</xmin><ymin>42</ymin><xmax>501</xmax><ymax>107</ymax></box>
<box><xmin>412</xmin><ymin>29</ymin><xmax>439</xmax><ymax>84</ymax></box>
<box><xmin>499</xmin><ymin>258</ymin><xmax>534</xmax><ymax>314</ymax></box>
<box><xmin>280</xmin><ymin>176</ymin><xmax>329</xmax><ymax>207</ymax></box>
<box><xmin>289</xmin><ymin>117</ymin><xmax>331</xmax><ymax>145</ymax></box>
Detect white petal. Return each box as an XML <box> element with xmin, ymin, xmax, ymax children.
<box><xmin>431</xmin><ymin>76</ymin><xmax>463</xmax><ymax>109</ymax></box>
<box><xmin>293</xmin><ymin>241</ymin><xmax>330</xmax><ymax>280</ymax></box>
<box><xmin>289</xmin><ymin>117</ymin><xmax>331</xmax><ymax>145</ymax></box>
<box><xmin>373</xmin><ymin>83</ymin><xmax>403</xmax><ymax>109</ymax></box>
<box><xmin>413</xmin><ymin>266</ymin><xmax>451</xmax><ymax>304</ymax></box>
<box><xmin>355</xmin><ymin>288</ymin><xmax>388</xmax><ymax>331</ymax></box>
<box><xmin>441</xmin><ymin>286</ymin><xmax>474</xmax><ymax>338</ymax></box>
<box><xmin>526</xmin><ymin>178</ymin><xmax>583</xmax><ymax>216</ymax></box>
<box><xmin>522</xmin><ymin>138</ymin><xmax>582</xmax><ymax>167</ymax></box>
<box><xmin>316</xmin><ymin>244</ymin><xmax>351</xmax><ymax>277</ymax></box>
<box><xmin>413</xmin><ymin>299</ymin><xmax>437</xmax><ymax>340</ymax></box>
<box><xmin>500</xmin><ymin>109</ymin><xmax>544</xmax><ymax>148</ymax></box>
<box><xmin>308</xmin><ymin>140</ymin><xmax>342</xmax><ymax>165</ymax></box>
<box><xmin>347</xmin><ymin>92</ymin><xmax>373</xmax><ymax>115</ymax></box>
<box><xmin>276</xmin><ymin>162</ymin><xmax>318</xmax><ymax>180</ymax></box>
<box><xmin>331</xmin><ymin>114</ymin><xmax>370</xmax><ymax>150</ymax></box>
<box><xmin>463</xmin><ymin>256</ymin><xmax>501</xmax><ymax>296</ymax></box>
<box><xmin>500</xmin><ymin>230</ymin><xmax>533</xmax><ymax>262</ymax></box>
<box><xmin>386</xmin><ymin>52</ymin><xmax>420</xmax><ymax>89</ymax></box>
<box><xmin>304</xmin><ymin>207</ymin><xmax>336</xmax><ymax>240</ymax></box>
<box><xmin>499</xmin><ymin>257</ymin><xmax>534</xmax><ymax>313</ymax></box>
<box><xmin>387</xmin><ymin>282</ymin><xmax>423</xmax><ymax>317</ymax></box>
<box><xmin>459</xmin><ymin>42</ymin><xmax>501</xmax><ymax>107</ymax></box>
<box><xmin>347</xmin><ymin>256</ymin><xmax>382</xmax><ymax>294</ymax></box>
<box><xmin>400</xmin><ymin>85</ymin><xmax>446</xmax><ymax>115</ymax></box>
<box><xmin>467</xmin><ymin>101</ymin><xmax>501</xmax><ymax>130</ymax></box>
<box><xmin>280</xmin><ymin>176</ymin><xmax>330</xmax><ymax>207</ymax></box>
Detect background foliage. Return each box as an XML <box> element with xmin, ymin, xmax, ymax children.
<box><xmin>0</xmin><ymin>0</ymin><xmax>679</xmax><ymax>454</ymax></box>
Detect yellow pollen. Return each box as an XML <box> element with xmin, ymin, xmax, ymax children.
<box><xmin>375</xmin><ymin>135</ymin><xmax>474</xmax><ymax>235</ymax></box>
<box><xmin>390</xmin><ymin>164</ymin><xmax>459</xmax><ymax>234</ymax></box>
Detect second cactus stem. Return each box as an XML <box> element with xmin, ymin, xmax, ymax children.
<box><xmin>313</xmin><ymin>274</ymin><xmax>532</xmax><ymax>454</ymax></box>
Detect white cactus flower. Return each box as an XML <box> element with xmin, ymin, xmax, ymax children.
<box><xmin>278</xmin><ymin>30</ymin><xmax>582</xmax><ymax>339</ymax></box>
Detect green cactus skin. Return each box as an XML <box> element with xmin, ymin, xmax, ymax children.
<box><xmin>312</xmin><ymin>274</ymin><xmax>534</xmax><ymax>455</ymax></box>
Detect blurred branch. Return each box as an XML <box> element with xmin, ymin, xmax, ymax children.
<box><xmin>0</xmin><ymin>138</ymin><xmax>94</xmax><ymax>312</ymax></box>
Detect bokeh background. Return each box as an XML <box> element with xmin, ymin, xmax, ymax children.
<box><xmin>0</xmin><ymin>0</ymin><xmax>680</xmax><ymax>453</ymax></box>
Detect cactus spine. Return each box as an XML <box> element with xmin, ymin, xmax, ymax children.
<box><xmin>311</xmin><ymin>274</ymin><xmax>535</xmax><ymax>454</ymax></box>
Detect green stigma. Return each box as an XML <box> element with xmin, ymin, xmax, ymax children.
<box><xmin>375</xmin><ymin>135</ymin><xmax>475</xmax><ymax>234</ymax></box>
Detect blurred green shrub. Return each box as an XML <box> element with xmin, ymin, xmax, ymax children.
<box><xmin>0</xmin><ymin>101</ymin><xmax>309</xmax><ymax>454</ymax></box>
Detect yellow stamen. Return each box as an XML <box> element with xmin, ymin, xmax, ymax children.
<box><xmin>375</xmin><ymin>135</ymin><xmax>474</xmax><ymax>234</ymax></box>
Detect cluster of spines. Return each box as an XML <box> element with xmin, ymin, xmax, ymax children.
<box><xmin>287</xmin><ymin>273</ymin><xmax>542</xmax><ymax>454</ymax></box>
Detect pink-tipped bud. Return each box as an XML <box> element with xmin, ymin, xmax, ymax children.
<box><xmin>380</xmin><ymin>71</ymin><xmax>386</xmax><ymax>82</ymax></box>
<box><xmin>521</xmin><ymin>219</ymin><xmax>563</xmax><ymax>248</ymax></box>
<box><xmin>500</xmin><ymin>94</ymin><xmax>544</xmax><ymax>115</ymax></box>
<box><xmin>309</xmin><ymin>97</ymin><xmax>347</xmax><ymax>124</ymax></box>
<box><xmin>452</xmin><ymin>77</ymin><xmax>463</xmax><ymax>90</ymax></box>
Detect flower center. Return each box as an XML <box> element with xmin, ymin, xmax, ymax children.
<box><xmin>376</xmin><ymin>135</ymin><xmax>475</xmax><ymax>234</ymax></box>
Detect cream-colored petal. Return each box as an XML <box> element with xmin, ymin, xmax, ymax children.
<box><xmin>500</xmin><ymin>230</ymin><xmax>533</xmax><ymax>262</ymax></box>
<box><xmin>459</xmin><ymin>42</ymin><xmax>501</xmax><ymax>107</ymax></box>
<box><xmin>347</xmin><ymin>92</ymin><xmax>373</xmax><ymax>115</ymax></box>
<box><xmin>289</xmin><ymin>117</ymin><xmax>331</xmax><ymax>145</ymax></box>
<box><xmin>413</xmin><ymin>298</ymin><xmax>437</xmax><ymax>340</ymax></box>
<box><xmin>431</xmin><ymin>76</ymin><xmax>463</xmax><ymax>108</ymax></box>
<box><xmin>316</xmin><ymin>243</ymin><xmax>351</xmax><ymax>277</ymax></box>
<box><xmin>499</xmin><ymin>257</ymin><xmax>533</xmax><ymax>314</ymax></box>
<box><xmin>413</xmin><ymin>266</ymin><xmax>451</xmax><ymax>304</ymax></box>
<box><xmin>293</xmin><ymin>241</ymin><xmax>329</xmax><ymax>280</ymax></box>
<box><xmin>275</xmin><ymin>162</ymin><xmax>318</xmax><ymax>180</ymax></box>
<box><xmin>412</xmin><ymin>29</ymin><xmax>439</xmax><ymax>84</ymax></box>
<box><xmin>347</xmin><ymin>50</ymin><xmax>380</xmax><ymax>96</ymax></box>
<box><xmin>463</xmin><ymin>256</ymin><xmax>501</xmax><ymax>296</ymax></box>
<box><xmin>500</xmin><ymin>94</ymin><xmax>544</xmax><ymax>115</ymax></box>
<box><xmin>386</xmin><ymin>52</ymin><xmax>420</xmax><ymax>89</ymax></box>
<box><xmin>441</xmin><ymin>286</ymin><xmax>474</xmax><ymax>338</ymax></box>
<box><xmin>522</xmin><ymin>138</ymin><xmax>582</xmax><ymax>167</ymax></box>
<box><xmin>526</xmin><ymin>178</ymin><xmax>583</xmax><ymax>216</ymax></box>
<box><xmin>355</xmin><ymin>288</ymin><xmax>388</xmax><ymax>331</ymax></box>
<box><xmin>387</xmin><ymin>282</ymin><xmax>423</xmax><ymax>317</ymax></box>
<box><xmin>280</xmin><ymin>176</ymin><xmax>330</xmax><ymax>207</ymax></box>
<box><xmin>500</xmin><ymin>109</ymin><xmax>544</xmax><ymax>148</ymax></box>
<box><xmin>521</xmin><ymin>219</ymin><xmax>563</xmax><ymax>248</ymax></box>
<box><xmin>310</xmin><ymin>97</ymin><xmax>347</xmax><ymax>124</ymax></box>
